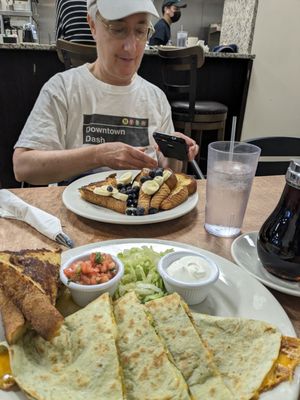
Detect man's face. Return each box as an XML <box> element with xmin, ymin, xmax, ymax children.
<box><xmin>89</xmin><ymin>13</ymin><xmax>150</xmax><ymax>85</ymax></box>
<box><xmin>166</xmin><ymin>4</ymin><xmax>180</xmax><ymax>18</ymax></box>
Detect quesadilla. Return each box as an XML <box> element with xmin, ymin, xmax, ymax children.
<box><xmin>146</xmin><ymin>293</ymin><xmax>234</xmax><ymax>399</ymax></box>
<box><xmin>113</xmin><ymin>291</ymin><xmax>190</xmax><ymax>400</ymax></box>
<box><xmin>191</xmin><ymin>313</ymin><xmax>282</xmax><ymax>400</ymax></box>
<box><xmin>9</xmin><ymin>293</ymin><xmax>124</xmax><ymax>400</ymax></box>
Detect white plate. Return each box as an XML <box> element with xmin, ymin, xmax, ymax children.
<box><xmin>231</xmin><ymin>231</ymin><xmax>300</xmax><ymax>297</ymax></box>
<box><xmin>1</xmin><ymin>239</ymin><xmax>299</xmax><ymax>400</ymax></box>
<box><xmin>62</xmin><ymin>171</ymin><xmax>198</xmax><ymax>225</ymax></box>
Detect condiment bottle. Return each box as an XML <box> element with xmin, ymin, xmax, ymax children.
<box><xmin>257</xmin><ymin>159</ymin><xmax>300</xmax><ymax>281</ymax></box>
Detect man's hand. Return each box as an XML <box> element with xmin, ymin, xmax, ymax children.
<box><xmin>172</xmin><ymin>132</ymin><xmax>199</xmax><ymax>161</ymax></box>
<box><xmin>97</xmin><ymin>142</ymin><xmax>158</xmax><ymax>170</ymax></box>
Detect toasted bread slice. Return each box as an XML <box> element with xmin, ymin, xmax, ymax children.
<box><xmin>0</xmin><ymin>258</ymin><xmax>64</xmax><ymax>341</ymax></box>
<box><xmin>164</xmin><ymin>168</ymin><xmax>178</xmax><ymax>190</ymax></box>
<box><xmin>0</xmin><ymin>248</ymin><xmax>63</xmax><ymax>342</ymax></box>
<box><xmin>0</xmin><ymin>248</ymin><xmax>61</xmax><ymax>305</ymax></box>
<box><xmin>79</xmin><ymin>186</ymin><xmax>127</xmax><ymax>214</ymax></box>
<box><xmin>150</xmin><ymin>183</ymin><xmax>171</xmax><ymax>209</ymax></box>
<box><xmin>79</xmin><ymin>173</ymin><xmax>127</xmax><ymax>214</ymax></box>
<box><xmin>160</xmin><ymin>185</ymin><xmax>189</xmax><ymax>210</ymax></box>
<box><xmin>175</xmin><ymin>173</ymin><xmax>197</xmax><ymax>195</ymax></box>
<box><xmin>0</xmin><ymin>288</ymin><xmax>26</xmax><ymax>344</ymax></box>
<box><xmin>138</xmin><ymin>190</ymin><xmax>151</xmax><ymax>214</ymax></box>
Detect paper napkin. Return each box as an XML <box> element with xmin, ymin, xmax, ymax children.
<box><xmin>0</xmin><ymin>189</ymin><xmax>74</xmax><ymax>248</ymax></box>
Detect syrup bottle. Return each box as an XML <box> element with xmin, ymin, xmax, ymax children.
<box><xmin>257</xmin><ymin>159</ymin><xmax>300</xmax><ymax>281</ymax></box>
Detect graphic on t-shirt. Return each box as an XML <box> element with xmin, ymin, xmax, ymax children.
<box><xmin>83</xmin><ymin>114</ymin><xmax>149</xmax><ymax>146</ymax></box>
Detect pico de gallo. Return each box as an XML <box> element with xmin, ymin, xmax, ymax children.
<box><xmin>64</xmin><ymin>252</ymin><xmax>118</xmax><ymax>285</ymax></box>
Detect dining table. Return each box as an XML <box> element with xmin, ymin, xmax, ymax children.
<box><xmin>0</xmin><ymin>174</ymin><xmax>299</xmax><ymax>338</ymax></box>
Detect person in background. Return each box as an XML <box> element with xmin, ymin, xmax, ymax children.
<box><xmin>13</xmin><ymin>0</ymin><xmax>198</xmax><ymax>186</ymax></box>
<box><xmin>149</xmin><ymin>0</ymin><xmax>186</xmax><ymax>46</ymax></box>
<box><xmin>55</xmin><ymin>0</ymin><xmax>95</xmax><ymax>44</ymax></box>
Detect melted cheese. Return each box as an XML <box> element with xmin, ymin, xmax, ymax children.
<box><xmin>0</xmin><ymin>347</ymin><xmax>15</xmax><ymax>390</ymax></box>
<box><xmin>253</xmin><ymin>336</ymin><xmax>300</xmax><ymax>399</ymax></box>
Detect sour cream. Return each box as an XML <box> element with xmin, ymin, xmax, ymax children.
<box><xmin>166</xmin><ymin>256</ymin><xmax>211</xmax><ymax>283</ymax></box>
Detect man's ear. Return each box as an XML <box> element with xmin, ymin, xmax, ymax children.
<box><xmin>87</xmin><ymin>14</ymin><xmax>97</xmax><ymax>40</ymax></box>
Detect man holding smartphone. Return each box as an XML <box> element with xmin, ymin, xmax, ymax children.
<box><xmin>13</xmin><ymin>0</ymin><xmax>197</xmax><ymax>185</ymax></box>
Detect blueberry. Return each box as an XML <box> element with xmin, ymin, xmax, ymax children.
<box><xmin>149</xmin><ymin>207</ymin><xmax>159</xmax><ymax>214</ymax></box>
<box><xmin>132</xmin><ymin>186</ymin><xmax>140</xmax><ymax>193</ymax></box>
<box><xmin>107</xmin><ymin>185</ymin><xmax>114</xmax><ymax>192</ymax></box>
<box><xmin>127</xmin><ymin>199</ymin><xmax>135</xmax><ymax>207</ymax></box>
<box><xmin>136</xmin><ymin>207</ymin><xmax>145</xmax><ymax>216</ymax></box>
<box><xmin>155</xmin><ymin>168</ymin><xmax>163</xmax><ymax>177</ymax></box>
<box><xmin>120</xmin><ymin>187</ymin><xmax>127</xmax><ymax>194</ymax></box>
<box><xmin>126</xmin><ymin>207</ymin><xmax>137</xmax><ymax>216</ymax></box>
<box><xmin>140</xmin><ymin>176</ymin><xmax>151</xmax><ymax>184</ymax></box>
<box><xmin>149</xmin><ymin>169</ymin><xmax>156</xmax><ymax>178</ymax></box>
<box><xmin>127</xmin><ymin>194</ymin><xmax>134</xmax><ymax>201</ymax></box>
<box><xmin>117</xmin><ymin>183</ymin><xmax>124</xmax><ymax>190</ymax></box>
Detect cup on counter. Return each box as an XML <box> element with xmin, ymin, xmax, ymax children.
<box><xmin>204</xmin><ymin>141</ymin><xmax>261</xmax><ymax>238</ymax></box>
<box><xmin>187</xmin><ymin>36</ymin><xmax>198</xmax><ymax>47</ymax></box>
<box><xmin>176</xmin><ymin>30</ymin><xmax>188</xmax><ymax>47</ymax></box>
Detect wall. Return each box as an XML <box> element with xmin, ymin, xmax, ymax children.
<box><xmin>36</xmin><ymin>0</ymin><xmax>56</xmax><ymax>44</ymax></box>
<box><xmin>241</xmin><ymin>0</ymin><xmax>300</xmax><ymax>140</ymax></box>
<box><xmin>220</xmin><ymin>0</ymin><xmax>258</xmax><ymax>53</ymax></box>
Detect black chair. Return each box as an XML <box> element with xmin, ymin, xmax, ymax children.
<box><xmin>158</xmin><ymin>46</ymin><xmax>228</xmax><ymax>167</ymax></box>
<box><xmin>56</xmin><ymin>39</ymin><xmax>97</xmax><ymax>69</ymax></box>
<box><xmin>245</xmin><ymin>136</ymin><xmax>300</xmax><ymax>175</ymax></box>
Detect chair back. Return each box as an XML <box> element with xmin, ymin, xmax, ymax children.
<box><xmin>245</xmin><ymin>136</ymin><xmax>300</xmax><ymax>175</ymax></box>
<box><xmin>56</xmin><ymin>39</ymin><xmax>97</xmax><ymax>69</ymax></box>
<box><xmin>158</xmin><ymin>46</ymin><xmax>205</xmax><ymax>121</ymax></box>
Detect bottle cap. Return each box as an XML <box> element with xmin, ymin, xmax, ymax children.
<box><xmin>286</xmin><ymin>159</ymin><xmax>300</xmax><ymax>188</ymax></box>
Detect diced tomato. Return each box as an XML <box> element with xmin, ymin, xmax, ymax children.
<box><xmin>64</xmin><ymin>252</ymin><xmax>118</xmax><ymax>286</ymax></box>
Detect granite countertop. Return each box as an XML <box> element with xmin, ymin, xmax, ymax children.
<box><xmin>0</xmin><ymin>43</ymin><xmax>56</xmax><ymax>50</ymax></box>
<box><xmin>0</xmin><ymin>42</ymin><xmax>255</xmax><ymax>59</ymax></box>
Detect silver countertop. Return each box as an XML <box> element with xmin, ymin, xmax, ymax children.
<box><xmin>0</xmin><ymin>43</ymin><xmax>255</xmax><ymax>59</ymax></box>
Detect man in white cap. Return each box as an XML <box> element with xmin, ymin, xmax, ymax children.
<box><xmin>13</xmin><ymin>0</ymin><xmax>198</xmax><ymax>185</ymax></box>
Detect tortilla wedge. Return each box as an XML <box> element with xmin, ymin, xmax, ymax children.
<box><xmin>146</xmin><ymin>293</ymin><xmax>234</xmax><ymax>399</ymax></box>
<box><xmin>191</xmin><ymin>313</ymin><xmax>282</xmax><ymax>400</ymax></box>
<box><xmin>114</xmin><ymin>291</ymin><xmax>190</xmax><ymax>400</ymax></box>
<box><xmin>9</xmin><ymin>293</ymin><xmax>124</xmax><ymax>400</ymax></box>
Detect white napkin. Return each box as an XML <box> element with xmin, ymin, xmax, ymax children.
<box><xmin>0</xmin><ymin>189</ymin><xmax>73</xmax><ymax>247</ymax></box>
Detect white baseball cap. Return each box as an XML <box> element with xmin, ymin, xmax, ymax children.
<box><xmin>87</xmin><ymin>0</ymin><xmax>159</xmax><ymax>21</ymax></box>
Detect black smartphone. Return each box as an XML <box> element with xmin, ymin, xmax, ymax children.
<box><xmin>153</xmin><ymin>132</ymin><xmax>188</xmax><ymax>161</ymax></box>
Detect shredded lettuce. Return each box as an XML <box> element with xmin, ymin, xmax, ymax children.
<box><xmin>114</xmin><ymin>246</ymin><xmax>173</xmax><ymax>303</ymax></box>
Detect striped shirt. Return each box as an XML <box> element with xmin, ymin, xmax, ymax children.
<box><xmin>55</xmin><ymin>0</ymin><xmax>95</xmax><ymax>44</ymax></box>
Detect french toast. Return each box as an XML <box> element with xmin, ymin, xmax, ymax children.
<box><xmin>79</xmin><ymin>168</ymin><xmax>196</xmax><ymax>216</ymax></box>
<box><xmin>0</xmin><ymin>248</ymin><xmax>63</xmax><ymax>342</ymax></box>
<box><xmin>160</xmin><ymin>173</ymin><xmax>197</xmax><ymax>210</ymax></box>
<box><xmin>79</xmin><ymin>173</ymin><xmax>127</xmax><ymax>214</ymax></box>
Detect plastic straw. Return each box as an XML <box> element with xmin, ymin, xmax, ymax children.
<box><xmin>229</xmin><ymin>116</ymin><xmax>237</xmax><ymax>161</ymax></box>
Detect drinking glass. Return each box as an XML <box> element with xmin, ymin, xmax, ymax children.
<box><xmin>177</xmin><ymin>30</ymin><xmax>188</xmax><ymax>47</ymax></box>
<box><xmin>204</xmin><ymin>141</ymin><xmax>261</xmax><ymax>237</ymax></box>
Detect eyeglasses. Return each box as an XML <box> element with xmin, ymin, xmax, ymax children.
<box><xmin>97</xmin><ymin>14</ymin><xmax>154</xmax><ymax>41</ymax></box>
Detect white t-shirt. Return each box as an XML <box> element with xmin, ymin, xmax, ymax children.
<box><xmin>15</xmin><ymin>64</ymin><xmax>174</xmax><ymax>152</ymax></box>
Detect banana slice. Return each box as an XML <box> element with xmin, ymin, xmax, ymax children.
<box><xmin>117</xmin><ymin>172</ymin><xmax>133</xmax><ymax>185</ymax></box>
<box><xmin>153</xmin><ymin>175</ymin><xmax>164</xmax><ymax>186</ymax></box>
<box><xmin>93</xmin><ymin>185</ymin><xmax>116</xmax><ymax>196</ymax></box>
<box><xmin>142</xmin><ymin>180</ymin><xmax>160</xmax><ymax>195</ymax></box>
<box><xmin>113</xmin><ymin>192</ymin><xmax>128</xmax><ymax>201</ymax></box>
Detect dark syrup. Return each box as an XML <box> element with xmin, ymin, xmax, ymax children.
<box><xmin>257</xmin><ymin>183</ymin><xmax>300</xmax><ymax>281</ymax></box>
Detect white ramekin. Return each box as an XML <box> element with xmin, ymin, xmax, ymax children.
<box><xmin>60</xmin><ymin>251</ymin><xmax>124</xmax><ymax>307</ymax></box>
<box><xmin>158</xmin><ymin>250</ymin><xmax>219</xmax><ymax>305</ymax></box>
